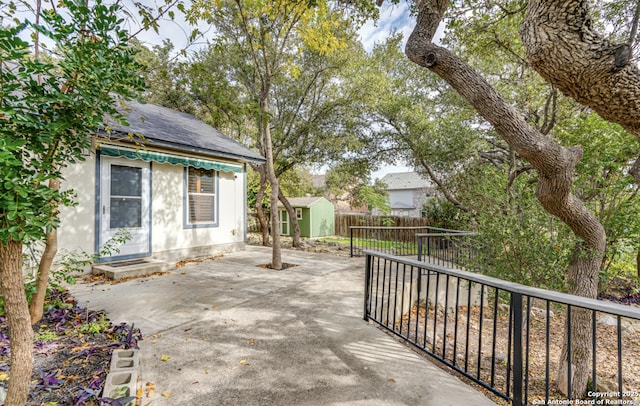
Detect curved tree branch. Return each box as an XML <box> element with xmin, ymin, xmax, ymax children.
<box><xmin>405</xmin><ymin>2</ymin><xmax>604</xmax><ymax>255</ymax></box>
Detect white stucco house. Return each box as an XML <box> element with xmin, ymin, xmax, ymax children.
<box><xmin>378</xmin><ymin>172</ymin><xmax>435</xmax><ymax>217</ymax></box>
<box><xmin>57</xmin><ymin>101</ymin><xmax>264</xmax><ymax>274</ymax></box>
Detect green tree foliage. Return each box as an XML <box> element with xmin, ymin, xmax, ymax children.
<box><xmin>0</xmin><ymin>1</ymin><xmax>144</xmax><ymax>403</ymax></box>
<box><xmin>1</xmin><ymin>3</ymin><xmax>144</xmax><ymax>244</ymax></box>
<box><xmin>325</xmin><ymin>160</ymin><xmax>389</xmax><ymax>213</ymax></box>
<box><xmin>378</xmin><ymin>3</ymin><xmax>640</xmax><ymax>294</ymax></box>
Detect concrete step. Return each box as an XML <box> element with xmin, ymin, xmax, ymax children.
<box><xmin>93</xmin><ymin>258</ymin><xmax>175</xmax><ymax>280</ymax></box>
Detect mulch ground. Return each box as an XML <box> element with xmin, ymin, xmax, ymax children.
<box><xmin>0</xmin><ymin>289</ymin><xmax>142</xmax><ymax>405</ymax></box>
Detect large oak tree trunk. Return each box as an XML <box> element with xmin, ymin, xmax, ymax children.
<box><xmin>556</xmin><ymin>246</ymin><xmax>600</xmax><ymax>398</ymax></box>
<box><xmin>405</xmin><ymin>1</ymin><xmax>606</xmax><ymax>398</ymax></box>
<box><xmin>521</xmin><ymin>0</ymin><xmax>640</xmax><ymax>138</ymax></box>
<box><xmin>0</xmin><ymin>240</ymin><xmax>34</xmax><ymax>406</ymax></box>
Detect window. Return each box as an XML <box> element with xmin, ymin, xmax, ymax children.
<box><xmin>295</xmin><ymin>208</ymin><xmax>303</xmax><ymax>220</ymax></box>
<box><xmin>186</xmin><ymin>167</ymin><xmax>217</xmax><ymax>225</ymax></box>
<box><xmin>110</xmin><ymin>165</ymin><xmax>142</xmax><ymax>228</ymax></box>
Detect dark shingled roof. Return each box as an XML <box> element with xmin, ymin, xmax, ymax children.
<box><xmin>109</xmin><ymin>101</ymin><xmax>265</xmax><ymax>163</ymax></box>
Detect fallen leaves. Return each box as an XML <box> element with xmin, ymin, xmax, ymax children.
<box><xmin>145</xmin><ymin>381</ymin><xmax>155</xmax><ymax>398</ymax></box>
<box><xmin>159</xmin><ymin>355</ymin><xmax>171</xmax><ymax>362</ymax></box>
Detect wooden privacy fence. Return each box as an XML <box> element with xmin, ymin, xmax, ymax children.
<box><xmin>335</xmin><ymin>213</ymin><xmax>430</xmax><ymax>237</ymax></box>
<box><xmin>247</xmin><ymin>212</ymin><xmax>431</xmax><ymax>236</ymax></box>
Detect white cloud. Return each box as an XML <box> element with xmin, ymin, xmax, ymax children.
<box><xmin>358</xmin><ymin>2</ymin><xmax>414</xmax><ymax>51</ymax></box>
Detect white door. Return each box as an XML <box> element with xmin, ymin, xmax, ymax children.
<box><xmin>100</xmin><ymin>156</ymin><xmax>151</xmax><ymax>258</ymax></box>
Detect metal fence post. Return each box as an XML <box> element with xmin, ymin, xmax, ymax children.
<box><xmin>512</xmin><ymin>292</ymin><xmax>524</xmax><ymax>406</ymax></box>
<box><xmin>350</xmin><ymin>227</ymin><xmax>354</xmax><ymax>257</ymax></box>
<box><xmin>363</xmin><ymin>253</ymin><xmax>371</xmax><ymax>321</ymax></box>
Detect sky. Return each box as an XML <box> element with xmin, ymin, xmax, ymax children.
<box><xmin>128</xmin><ymin>1</ymin><xmax>419</xmax><ymax>179</ymax></box>
<box><xmin>11</xmin><ymin>0</ymin><xmax>418</xmax><ymax>179</ymax></box>
<box><xmin>128</xmin><ymin>1</ymin><xmax>415</xmax><ymax>53</ymax></box>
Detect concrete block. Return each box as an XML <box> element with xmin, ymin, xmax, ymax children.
<box><xmin>110</xmin><ymin>349</ymin><xmax>140</xmax><ymax>371</ymax></box>
<box><xmin>102</xmin><ymin>370</ymin><xmax>138</xmax><ymax>402</ymax></box>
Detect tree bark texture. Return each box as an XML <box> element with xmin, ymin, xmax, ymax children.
<box><xmin>278</xmin><ymin>190</ymin><xmax>302</xmax><ymax>248</ymax></box>
<box><xmin>0</xmin><ymin>240</ymin><xmax>34</xmax><ymax>406</ymax></box>
<box><xmin>406</xmin><ymin>0</ymin><xmax>605</xmax><ymax>398</ymax></box>
<box><xmin>253</xmin><ymin>165</ymin><xmax>271</xmax><ymax>246</ymax></box>
<box><xmin>521</xmin><ymin>0</ymin><xmax>640</xmax><ymax>138</ymax></box>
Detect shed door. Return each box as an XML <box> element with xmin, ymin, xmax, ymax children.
<box><xmin>99</xmin><ymin>156</ymin><xmax>151</xmax><ymax>258</ymax></box>
<box><xmin>280</xmin><ymin>209</ymin><xmax>289</xmax><ymax>236</ymax></box>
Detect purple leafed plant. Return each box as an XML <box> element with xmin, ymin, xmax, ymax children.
<box><xmin>109</xmin><ymin>323</ymin><xmax>142</xmax><ymax>349</ymax></box>
<box><xmin>31</xmin><ymin>368</ymin><xmax>65</xmax><ymax>394</ymax></box>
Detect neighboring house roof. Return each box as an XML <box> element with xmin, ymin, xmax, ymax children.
<box><xmin>279</xmin><ymin>197</ymin><xmax>330</xmax><ymax>208</ymax></box>
<box><xmin>107</xmin><ymin>101</ymin><xmax>265</xmax><ymax>163</ymax></box>
<box><xmin>380</xmin><ymin>172</ymin><xmax>432</xmax><ymax>190</ymax></box>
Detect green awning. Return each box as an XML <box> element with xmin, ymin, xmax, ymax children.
<box><xmin>100</xmin><ymin>146</ymin><xmax>243</xmax><ymax>173</ymax></box>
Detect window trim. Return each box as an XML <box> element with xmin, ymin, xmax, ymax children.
<box><xmin>295</xmin><ymin>207</ymin><xmax>303</xmax><ymax>220</ymax></box>
<box><xmin>184</xmin><ymin>166</ymin><xmax>219</xmax><ymax>228</ymax></box>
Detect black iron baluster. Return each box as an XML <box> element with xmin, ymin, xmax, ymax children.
<box><xmin>617</xmin><ymin>315</ymin><xmax>622</xmax><ymax>399</ymax></box>
<box><xmin>524</xmin><ymin>296</ymin><xmax>531</xmax><ymax>404</ymax></box>
<box><xmin>453</xmin><ymin>276</ymin><xmax>461</xmax><ymax>367</ymax></box>
<box><xmin>545</xmin><ymin>302</ymin><xmax>550</xmax><ymax>404</ymax></box>
<box><xmin>363</xmin><ymin>253</ymin><xmax>371</xmax><ymax>320</ymax></box>
<box><xmin>591</xmin><ymin>309</ymin><xmax>597</xmax><ymax>402</ymax></box>
<box><xmin>567</xmin><ymin>305</ymin><xmax>572</xmax><ymax>401</ymax></box>
<box><xmin>512</xmin><ymin>292</ymin><xmax>523</xmax><ymax>406</ymax></box>
<box><xmin>477</xmin><ymin>284</ymin><xmax>485</xmax><ymax>380</ymax></box>
<box><xmin>443</xmin><ymin>274</ymin><xmax>450</xmax><ymax>360</ymax></box>
<box><xmin>490</xmin><ymin>288</ymin><xmax>499</xmax><ymax>388</ymax></box>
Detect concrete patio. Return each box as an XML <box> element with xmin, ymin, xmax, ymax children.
<box><xmin>70</xmin><ymin>245</ymin><xmax>498</xmax><ymax>405</ymax></box>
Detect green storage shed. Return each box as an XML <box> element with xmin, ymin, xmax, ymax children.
<box><xmin>278</xmin><ymin>197</ymin><xmax>335</xmax><ymax>238</ymax></box>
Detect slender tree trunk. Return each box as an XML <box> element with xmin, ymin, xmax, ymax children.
<box><xmin>406</xmin><ymin>1</ymin><xmax>606</xmax><ymax>398</ymax></box>
<box><xmin>266</xmin><ymin>127</ymin><xmax>282</xmax><ymax>269</ymax></box>
<box><xmin>28</xmin><ymin>229</ymin><xmax>56</xmax><ymax>324</ymax></box>
<box><xmin>254</xmin><ymin>167</ymin><xmax>270</xmax><ymax>246</ymax></box>
<box><xmin>0</xmin><ymin>240</ymin><xmax>34</xmax><ymax>406</ymax></box>
<box><xmin>278</xmin><ymin>191</ymin><xmax>301</xmax><ymax>247</ymax></box>
<box><xmin>28</xmin><ymin>179</ymin><xmax>59</xmax><ymax>324</ymax></box>
<box><xmin>260</xmin><ymin>96</ymin><xmax>282</xmax><ymax>269</ymax></box>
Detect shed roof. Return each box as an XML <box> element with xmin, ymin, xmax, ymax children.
<box><xmin>380</xmin><ymin>172</ymin><xmax>432</xmax><ymax>190</ymax></box>
<box><xmin>279</xmin><ymin>197</ymin><xmax>329</xmax><ymax>208</ymax></box>
<box><xmin>107</xmin><ymin>101</ymin><xmax>265</xmax><ymax>163</ymax></box>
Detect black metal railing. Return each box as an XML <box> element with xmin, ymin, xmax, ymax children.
<box><xmin>363</xmin><ymin>250</ymin><xmax>640</xmax><ymax>406</ymax></box>
<box><xmin>350</xmin><ymin>226</ymin><xmax>471</xmax><ymax>258</ymax></box>
<box><xmin>416</xmin><ymin>232</ymin><xmax>484</xmax><ymax>270</ymax></box>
